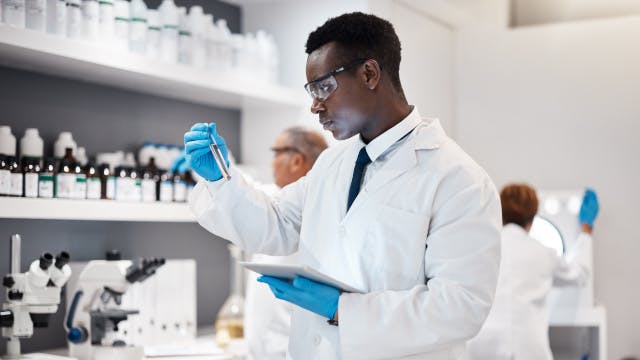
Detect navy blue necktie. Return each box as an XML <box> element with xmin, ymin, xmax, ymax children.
<box><xmin>347</xmin><ymin>147</ymin><xmax>372</xmax><ymax>211</ymax></box>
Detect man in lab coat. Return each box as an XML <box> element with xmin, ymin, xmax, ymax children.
<box><xmin>463</xmin><ymin>184</ymin><xmax>600</xmax><ymax>360</ymax></box>
<box><xmin>186</xmin><ymin>12</ymin><xmax>502</xmax><ymax>359</ymax></box>
<box><xmin>244</xmin><ymin>127</ymin><xmax>328</xmax><ymax>360</ymax></box>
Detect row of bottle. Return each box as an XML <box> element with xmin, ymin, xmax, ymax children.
<box><xmin>0</xmin><ymin>0</ymin><xmax>279</xmax><ymax>83</ymax></box>
<box><xmin>0</xmin><ymin>149</ymin><xmax>194</xmax><ymax>202</ymax></box>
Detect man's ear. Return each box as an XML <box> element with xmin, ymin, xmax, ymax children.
<box><xmin>362</xmin><ymin>59</ymin><xmax>381</xmax><ymax>90</ymax></box>
<box><xmin>289</xmin><ymin>153</ymin><xmax>305</xmax><ymax>171</ymax></box>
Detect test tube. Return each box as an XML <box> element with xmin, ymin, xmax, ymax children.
<box><xmin>208</xmin><ymin>124</ymin><xmax>231</xmax><ymax>181</ymax></box>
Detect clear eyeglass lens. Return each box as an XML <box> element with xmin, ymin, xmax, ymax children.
<box><xmin>306</xmin><ymin>76</ymin><xmax>337</xmax><ymax>102</ymax></box>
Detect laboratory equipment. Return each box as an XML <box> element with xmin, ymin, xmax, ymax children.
<box><xmin>25</xmin><ymin>0</ymin><xmax>46</xmax><ymax>32</ymax></box>
<box><xmin>530</xmin><ymin>190</ymin><xmax>607</xmax><ymax>360</ymax></box>
<box><xmin>53</xmin><ymin>132</ymin><xmax>77</xmax><ymax>159</ymax></box>
<box><xmin>1</xmin><ymin>234</ymin><xmax>73</xmax><ymax>360</ymax></box>
<box><xmin>66</xmin><ymin>0</ymin><xmax>81</xmax><ymax>40</ymax></box>
<box><xmin>19</xmin><ymin>128</ymin><xmax>43</xmax><ymax>158</ymax></box>
<box><xmin>97</xmin><ymin>0</ymin><xmax>114</xmax><ymax>44</ymax></box>
<box><xmin>113</xmin><ymin>0</ymin><xmax>129</xmax><ymax>51</ymax></box>
<box><xmin>2</xmin><ymin>0</ymin><xmax>26</xmax><ymax>28</ymax></box>
<box><xmin>158</xmin><ymin>0</ymin><xmax>178</xmax><ymax>63</ymax></box>
<box><xmin>66</xmin><ymin>259</ymin><xmax>196</xmax><ymax>349</ymax></box>
<box><xmin>207</xmin><ymin>123</ymin><xmax>231</xmax><ymax>181</ymax></box>
<box><xmin>21</xmin><ymin>156</ymin><xmax>40</xmax><ymax>198</ymax></box>
<box><xmin>0</xmin><ymin>126</ymin><xmax>16</xmax><ymax>157</ymax></box>
<box><xmin>38</xmin><ymin>158</ymin><xmax>56</xmax><ymax>198</ymax></box>
<box><xmin>66</xmin><ymin>253</ymin><xmax>165</xmax><ymax>360</ymax></box>
<box><xmin>129</xmin><ymin>0</ymin><xmax>147</xmax><ymax>54</ymax></box>
<box><xmin>214</xmin><ymin>245</ymin><xmax>244</xmax><ymax>348</ymax></box>
<box><xmin>45</xmin><ymin>0</ymin><xmax>66</xmax><ymax>36</ymax></box>
<box><xmin>81</xmin><ymin>0</ymin><xmax>99</xmax><ymax>42</ymax></box>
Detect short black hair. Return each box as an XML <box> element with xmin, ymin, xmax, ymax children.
<box><xmin>305</xmin><ymin>12</ymin><xmax>404</xmax><ymax>94</ymax></box>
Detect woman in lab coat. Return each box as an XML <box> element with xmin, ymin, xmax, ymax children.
<box><xmin>464</xmin><ymin>184</ymin><xmax>599</xmax><ymax>360</ymax></box>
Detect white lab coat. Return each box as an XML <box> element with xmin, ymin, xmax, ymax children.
<box><xmin>463</xmin><ymin>224</ymin><xmax>590</xmax><ymax>360</ymax></box>
<box><xmin>190</xmin><ymin>114</ymin><xmax>502</xmax><ymax>360</ymax></box>
<box><xmin>245</xmin><ymin>252</ymin><xmax>295</xmax><ymax>360</ymax></box>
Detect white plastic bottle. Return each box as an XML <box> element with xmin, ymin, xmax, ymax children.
<box><xmin>25</xmin><ymin>0</ymin><xmax>46</xmax><ymax>32</ymax></box>
<box><xmin>158</xmin><ymin>0</ymin><xmax>178</xmax><ymax>63</ymax></box>
<box><xmin>75</xmin><ymin>146</ymin><xmax>88</xmax><ymax>166</ymax></box>
<box><xmin>46</xmin><ymin>0</ymin><xmax>66</xmax><ymax>36</ymax></box>
<box><xmin>3</xmin><ymin>0</ymin><xmax>26</xmax><ymax>28</ymax></box>
<box><xmin>177</xmin><ymin>6</ymin><xmax>191</xmax><ymax>65</ymax></box>
<box><xmin>216</xmin><ymin>19</ymin><xmax>233</xmax><ymax>73</ymax></box>
<box><xmin>66</xmin><ymin>0</ymin><xmax>81</xmax><ymax>39</ymax></box>
<box><xmin>81</xmin><ymin>0</ymin><xmax>99</xmax><ymax>42</ymax></box>
<box><xmin>146</xmin><ymin>9</ymin><xmax>160</xmax><ymax>59</ymax></box>
<box><xmin>129</xmin><ymin>0</ymin><xmax>147</xmax><ymax>55</ymax></box>
<box><xmin>98</xmin><ymin>0</ymin><xmax>114</xmax><ymax>45</ymax></box>
<box><xmin>204</xmin><ymin>14</ymin><xmax>217</xmax><ymax>71</ymax></box>
<box><xmin>0</xmin><ymin>126</ymin><xmax>17</xmax><ymax>156</ymax></box>
<box><xmin>189</xmin><ymin>6</ymin><xmax>205</xmax><ymax>68</ymax></box>
<box><xmin>137</xmin><ymin>141</ymin><xmax>155</xmax><ymax>167</ymax></box>
<box><xmin>53</xmin><ymin>131</ymin><xmax>77</xmax><ymax>158</ymax></box>
<box><xmin>19</xmin><ymin>128</ymin><xmax>44</xmax><ymax>158</ymax></box>
<box><xmin>113</xmin><ymin>0</ymin><xmax>129</xmax><ymax>51</ymax></box>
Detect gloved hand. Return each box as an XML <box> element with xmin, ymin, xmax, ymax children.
<box><xmin>258</xmin><ymin>276</ymin><xmax>340</xmax><ymax>320</ymax></box>
<box><xmin>184</xmin><ymin>123</ymin><xmax>229</xmax><ymax>181</ymax></box>
<box><xmin>579</xmin><ymin>188</ymin><xmax>599</xmax><ymax>228</ymax></box>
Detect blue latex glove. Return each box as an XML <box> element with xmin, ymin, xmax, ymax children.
<box><xmin>183</xmin><ymin>123</ymin><xmax>229</xmax><ymax>181</ymax></box>
<box><xmin>257</xmin><ymin>276</ymin><xmax>340</xmax><ymax>320</ymax></box>
<box><xmin>579</xmin><ymin>188</ymin><xmax>599</xmax><ymax>227</ymax></box>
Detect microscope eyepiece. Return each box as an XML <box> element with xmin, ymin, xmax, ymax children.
<box><xmin>39</xmin><ymin>253</ymin><xmax>54</xmax><ymax>270</ymax></box>
<box><xmin>55</xmin><ymin>251</ymin><xmax>70</xmax><ymax>269</ymax></box>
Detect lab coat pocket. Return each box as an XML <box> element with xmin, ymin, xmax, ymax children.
<box><xmin>364</xmin><ymin>204</ymin><xmax>429</xmax><ymax>290</ymax></box>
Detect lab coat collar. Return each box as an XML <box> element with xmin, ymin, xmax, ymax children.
<box><xmin>345</xmin><ymin>108</ymin><xmax>448</xmax><ymax>215</ymax></box>
<box><xmin>360</xmin><ymin>106</ymin><xmax>423</xmax><ymax>162</ymax></box>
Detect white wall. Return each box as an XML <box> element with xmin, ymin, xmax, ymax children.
<box><xmin>456</xmin><ymin>16</ymin><xmax>640</xmax><ymax>359</ymax></box>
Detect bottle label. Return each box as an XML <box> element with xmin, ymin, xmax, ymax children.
<box><xmin>87</xmin><ymin>178</ymin><xmax>101</xmax><ymax>200</ymax></box>
<box><xmin>24</xmin><ymin>172</ymin><xmax>39</xmax><ymax>198</ymax></box>
<box><xmin>75</xmin><ymin>175</ymin><xmax>87</xmax><ymax>200</ymax></box>
<box><xmin>159</xmin><ymin>181</ymin><xmax>173</xmax><ymax>202</ymax></box>
<box><xmin>106</xmin><ymin>176</ymin><xmax>115</xmax><ymax>199</ymax></box>
<box><xmin>56</xmin><ymin>173</ymin><xmax>77</xmax><ymax>199</ymax></box>
<box><xmin>38</xmin><ymin>174</ymin><xmax>54</xmax><ymax>198</ymax></box>
<box><xmin>116</xmin><ymin>177</ymin><xmax>140</xmax><ymax>202</ymax></box>
<box><xmin>0</xmin><ymin>170</ymin><xmax>10</xmax><ymax>195</ymax></box>
<box><xmin>10</xmin><ymin>173</ymin><xmax>24</xmax><ymax>196</ymax></box>
<box><xmin>173</xmin><ymin>181</ymin><xmax>186</xmax><ymax>202</ymax></box>
<box><xmin>141</xmin><ymin>179</ymin><xmax>156</xmax><ymax>202</ymax></box>
<box><xmin>130</xmin><ymin>17</ymin><xmax>147</xmax><ymax>48</ymax></box>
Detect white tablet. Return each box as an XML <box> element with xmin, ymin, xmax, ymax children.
<box><xmin>240</xmin><ymin>262</ymin><xmax>364</xmax><ymax>293</ymax></box>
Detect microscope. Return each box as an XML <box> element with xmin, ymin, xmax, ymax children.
<box><xmin>1</xmin><ymin>234</ymin><xmax>73</xmax><ymax>360</ymax></box>
<box><xmin>65</xmin><ymin>252</ymin><xmax>165</xmax><ymax>360</ymax></box>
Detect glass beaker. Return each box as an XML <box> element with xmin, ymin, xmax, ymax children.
<box><xmin>215</xmin><ymin>244</ymin><xmax>245</xmax><ymax>347</ymax></box>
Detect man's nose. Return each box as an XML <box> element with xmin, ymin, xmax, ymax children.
<box><xmin>310</xmin><ymin>98</ymin><xmax>325</xmax><ymax>114</ymax></box>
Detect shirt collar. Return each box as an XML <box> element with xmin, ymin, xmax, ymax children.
<box><xmin>359</xmin><ymin>106</ymin><xmax>422</xmax><ymax>162</ymax></box>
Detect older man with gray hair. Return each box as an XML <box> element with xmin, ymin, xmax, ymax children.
<box><xmin>244</xmin><ymin>126</ymin><xmax>328</xmax><ymax>359</ymax></box>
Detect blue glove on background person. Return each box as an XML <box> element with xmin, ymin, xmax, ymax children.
<box><xmin>170</xmin><ymin>148</ymin><xmax>190</xmax><ymax>174</ymax></box>
<box><xmin>258</xmin><ymin>276</ymin><xmax>340</xmax><ymax>320</ymax></box>
<box><xmin>184</xmin><ymin>123</ymin><xmax>229</xmax><ymax>181</ymax></box>
<box><xmin>579</xmin><ymin>188</ymin><xmax>599</xmax><ymax>228</ymax></box>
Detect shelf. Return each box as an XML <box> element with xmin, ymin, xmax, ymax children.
<box><xmin>0</xmin><ymin>25</ymin><xmax>306</xmax><ymax>109</ymax></box>
<box><xmin>0</xmin><ymin>197</ymin><xmax>195</xmax><ymax>222</ymax></box>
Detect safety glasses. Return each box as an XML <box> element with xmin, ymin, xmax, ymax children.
<box><xmin>303</xmin><ymin>58</ymin><xmax>368</xmax><ymax>102</ymax></box>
